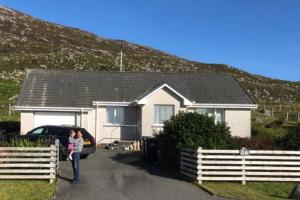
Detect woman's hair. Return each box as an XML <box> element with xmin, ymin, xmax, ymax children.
<box><xmin>76</xmin><ymin>130</ymin><xmax>82</xmax><ymax>136</ymax></box>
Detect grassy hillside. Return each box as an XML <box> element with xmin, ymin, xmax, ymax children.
<box><xmin>0</xmin><ymin>79</ymin><xmax>20</xmax><ymax>121</ymax></box>
<box><xmin>0</xmin><ymin>5</ymin><xmax>299</xmax><ymax>107</ymax></box>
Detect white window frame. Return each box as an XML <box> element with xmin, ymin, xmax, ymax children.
<box><xmin>106</xmin><ymin>106</ymin><xmax>124</xmax><ymax>125</ymax></box>
<box><xmin>154</xmin><ymin>104</ymin><xmax>174</xmax><ymax>125</ymax></box>
<box><xmin>195</xmin><ymin>108</ymin><xmax>225</xmax><ymax>124</ymax></box>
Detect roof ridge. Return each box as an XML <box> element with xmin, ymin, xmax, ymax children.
<box><xmin>26</xmin><ymin>68</ymin><xmax>232</xmax><ymax>76</ymax></box>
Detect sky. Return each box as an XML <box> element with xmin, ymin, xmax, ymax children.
<box><xmin>0</xmin><ymin>0</ymin><xmax>299</xmax><ymax>81</ymax></box>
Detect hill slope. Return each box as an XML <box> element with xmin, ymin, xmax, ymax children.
<box><xmin>0</xmin><ymin>6</ymin><xmax>299</xmax><ymax>104</ymax></box>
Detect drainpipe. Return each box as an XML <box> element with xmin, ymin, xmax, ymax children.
<box><xmin>80</xmin><ymin>108</ymin><xmax>83</xmax><ymax>127</ymax></box>
<box><xmin>95</xmin><ymin>104</ymin><xmax>98</xmax><ymax>144</ymax></box>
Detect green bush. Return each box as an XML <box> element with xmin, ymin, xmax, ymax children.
<box><xmin>9</xmin><ymin>138</ymin><xmax>48</xmax><ymax>147</ymax></box>
<box><xmin>251</xmin><ymin>121</ymin><xmax>287</xmax><ymax>139</ymax></box>
<box><xmin>155</xmin><ymin>112</ymin><xmax>232</xmax><ymax>168</ymax></box>
<box><xmin>230</xmin><ymin>137</ymin><xmax>281</xmax><ymax>150</ymax></box>
<box><xmin>265</xmin><ymin>119</ymin><xmax>284</xmax><ymax>128</ymax></box>
<box><xmin>280</xmin><ymin>124</ymin><xmax>300</xmax><ymax>150</ymax></box>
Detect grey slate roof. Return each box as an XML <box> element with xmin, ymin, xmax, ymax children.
<box><xmin>16</xmin><ymin>70</ymin><xmax>256</xmax><ymax>108</ymax></box>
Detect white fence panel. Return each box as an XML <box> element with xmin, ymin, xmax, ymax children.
<box><xmin>180</xmin><ymin>147</ymin><xmax>300</xmax><ymax>185</ymax></box>
<box><xmin>0</xmin><ymin>140</ymin><xmax>59</xmax><ymax>183</ymax></box>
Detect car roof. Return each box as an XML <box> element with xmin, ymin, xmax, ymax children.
<box><xmin>39</xmin><ymin>125</ymin><xmax>81</xmax><ymax>129</ymax></box>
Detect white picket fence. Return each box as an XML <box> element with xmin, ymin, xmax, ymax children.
<box><xmin>180</xmin><ymin>147</ymin><xmax>300</xmax><ymax>185</ymax></box>
<box><xmin>0</xmin><ymin>140</ymin><xmax>59</xmax><ymax>183</ymax></box>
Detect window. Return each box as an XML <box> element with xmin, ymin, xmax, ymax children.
<box><xmin>107</xmin><ymin>107</ymin><xmax>124</xmax><ymax>125</ymax></box>
<box><xmin>29</xmin><ymin>127</ymin><xmax>44</xmax><ymax>135</ymax></box>
<box><xmin>214</xmin><ymin>109</ymin><xmax>224</xmax><ymax>123</ymax></box>
<box><xmin>44</xmin><ymin>127</ymin><xmax>56</xmax><ymax>136</ymax></box>
<box><xmin>195</xmin><ymin>108</ymin><xmax>224</xmax><ymax>123</ymax></box>
<box><xmin>196</xmin><ymin>108</ymin><xmax>214</xmax><ymax>117</ymax></box>
<box><xmin>154</xmin><ymin>105</ymin><xmax>174</xmax><ymax>124</ymax></box>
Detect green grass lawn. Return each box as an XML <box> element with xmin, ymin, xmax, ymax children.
<box><xmin>201</xmin><ymin>182</ymin><xmax>296</xmax><ymax>200</ymax></box>
<box><xmin>0</xmin><ymin>180</ymin><xmax>55</xmax><ymax>200</ymax></box>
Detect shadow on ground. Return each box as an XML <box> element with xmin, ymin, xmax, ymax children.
<box><xmin>58</xmin><ymin>175</ymin><xmax>73</xmax><ymax>183</ymax></box>
<box><xmin>109</xmin><ymin>150</ymin><xmax>188</xmax><ymax>182</ymax></box>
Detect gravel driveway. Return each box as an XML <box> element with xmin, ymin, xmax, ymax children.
<box><xmin>54</xmin><ymin>150</ymin><xmax>225</xmax><ymax>200</ymax></box>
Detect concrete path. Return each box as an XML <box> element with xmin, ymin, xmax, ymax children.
<box><xmin>54</xmin><ymin>150</ymin><xmax>225</xmax><ymax>200</ymax></box>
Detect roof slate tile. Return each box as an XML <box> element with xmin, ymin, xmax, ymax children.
<box><xmin>16</xmin><ymin>70</ymin><xmax>256</xmax><ymax>107</ymax></box>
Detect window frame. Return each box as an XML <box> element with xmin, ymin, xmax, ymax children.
<box><xmin>106</xmin><ymin>106</ymin><xmax>124</xmax><ymax>125</ymax></box>
<box><xmin>154</xmin><ymin>104</ymin><xmax>175</xmax><ymax>125</ymax></box>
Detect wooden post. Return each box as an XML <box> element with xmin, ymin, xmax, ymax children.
<box><xmin>271</xmin><ymin>108</ymin><xmax>274</xmax><ymax>118</ymax></box>
<box><xmin>286</xmin><ymin>112</ymin><xmax>289</xmax><ymax>121</ymax></box>
<box><xmin>8</xmin><ymin>104</ymin><xmax>11</xmax><ymax>116</ymax></box>
<box><xmin>279</xmin><ymin>105</ymin><xmax>282</xmax><ymax>112</ymax></box>
<box><xmin>242</xmin><ymin>155</ymin><xmax>246</xmax><ymax>185</ymax></box>
<box><xmin>49</xmin><ymin>145</ymin><xmax>56</xmax><ymax>184</ymax></box>
<box><xmin>55</xmin><ymin>139</ymin><xmax>60</xmax><ymax>175</ymax></box>
<box><xmin>197</xmin><ymin>147</ymin><xmax>203</xmax><ymax>185</ymax></box>
<box><xmin>180</xmin><ymin>150</ymin><xmax>183</xmax><ymax>175</ymax></box>
<box><xmin>298</xmin><ymin>113</ymin><xmax>300</xmax><ymax>122</ymax></box>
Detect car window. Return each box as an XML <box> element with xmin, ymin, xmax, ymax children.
<box><xmin>44</xmin><ymin>127</ymin><xmax>56</xmax><ymax>136</ymax></box>
<box><xmin>55</xmin><ymin>127</ymin><xmax>69</xmax><ymax>137</ymax></box>
<box><xmin>29</xmin><ymin>127</ymin><xmax>44</xmax><ymax>135</ymax></box>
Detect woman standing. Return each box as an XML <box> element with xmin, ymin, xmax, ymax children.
<box><xmin>72</xmin><ymin>130</ymin><xmax>84</xmax><ymax>184</ymax></box>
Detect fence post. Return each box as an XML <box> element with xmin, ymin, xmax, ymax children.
<box><xmin>8</xmin><ymin>104</ymin><xmax>11</xmax><ymax>116</ymax></box>
<box><xmin>242</xmin><ymin>155</ymin><xmax>246</xmax><ymax>185</ymax></box>
<box><xmin>197</xmin><ymin>147</ymin><xmax>202</xmax><ymax>185</ymax></box>
<box><xmin>286</xmin><ymin>112</ymin><xmax>289</xmax><ymax>121</ymax></box>
<box><xmin>271</xmin><ymin>108</ymin><xmax>274</xmax><ymax>118</ymax></box>
<box><xmin>55</xmin><ymin>139</ymin><xmax>60</xmax><ymax>175</ymax></box>
<box><xmin>180</xmin><ymin>150</ymin><xmax>183</xmax><ymax>175</ymax></box>
<box><xmin>49</xmin><ymin>144</ymin><xmax>56</xmax><ymax>184</ymax></box>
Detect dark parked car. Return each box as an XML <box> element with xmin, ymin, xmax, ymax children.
<box><xmin>26</xmin><ymin>125</ymin><xmax>96</xmax><ymax>159</ymax></box>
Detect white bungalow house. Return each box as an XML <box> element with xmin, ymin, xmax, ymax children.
<box><xmin>14</xmin><ymin>70</ymin><xmax>257</xmax><ymax>144</ymax></box>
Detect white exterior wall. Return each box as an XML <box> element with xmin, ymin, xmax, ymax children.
<box><xmin>20</xmin><ymin>112</ymin><xmax>34</xmax><ymax>135</ymax></box>
<box><xmin>18</xmin><ymin>102</ymin><xmax>252</xmax><ymax>142</ymax></box>
<box><xmin>75</xmin><ymin>110</ymin><xmax>95</xmax><ymax>138</ymax></box>
<box><xmin>141</xmin><ymin>88</ymin><xmax>185</xmax><ymax>137</ymax></box>
<box><xmin>225</xmin><ymin>109</ymin><xmax>251</xmax><ymax>137</ymax></box>
<box><xmin>91</xmin><ymin>106</ymin><xmax>140</xmax><ymax>144</ymax></box>
<box><xmin>76</xmin><ymin>111</ymin><xmax>90</xmax><ymax>130</ymax></box>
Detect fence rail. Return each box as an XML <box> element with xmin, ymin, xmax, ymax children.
<box><xmin>0</xmin><ymin>141</ymin><xmax>59</xmax><ymax>183</ymax></box>
<box><xmin>180</xmin><ymin>148</ymin><xmax>300</xmax><ymax>185</ymax></box>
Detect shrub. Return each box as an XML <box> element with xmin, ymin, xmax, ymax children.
<box><xmin>230</xmin><ymin>137</ymin><xmax>281</xmax><ymax>150</ymax></box>
<box><xmin>155</xmin><ymin>112</ymin><xmax>232</xmax><ymax>168</ymax></box>
<box><xmin>252</xmin><ymin>121</ymin><xmax>287</xmax><ymax>139</ymax></box>
<box><xmin>280</xmin><ymin>124</ymin><xmax>300</xmax><ymax>150</ymax></box>
<box><xmin>9</xmin><ymin>138</ymin><xmax>48</xmax><ymax>147</ymax></box>
<box><xmin>265</xmin><ymin>120</ymin><xmax>284</xmax><ymax>128</ymax></box>
<box><xmin>0</xmin><ymin>121</ymin><xmax>20</xmax><ymax>137</ymax></box>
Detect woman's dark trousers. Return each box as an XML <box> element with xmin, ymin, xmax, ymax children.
<box><xmin>72</xmin><ymin>152</ymin><xmax>80</xmax><ymax>183</ymax></box>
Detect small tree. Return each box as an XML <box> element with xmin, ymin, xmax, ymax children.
<box><xmin>155</xmin><ymin>112</ymin><xmax>232</xmax><ymax>168</ymax></box>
